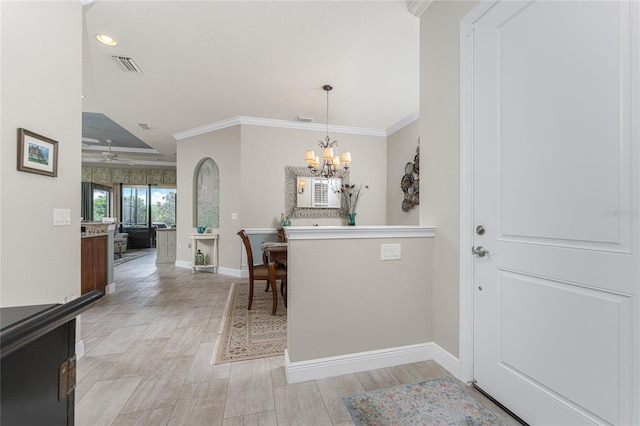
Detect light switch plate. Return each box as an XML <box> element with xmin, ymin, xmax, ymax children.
<box><xmin>231</xmin><ymin>213</ymin><xmax>238</xmax><ymax>220</ymax></box>
<box><xmin>53</xmin><ymin>208</ymin><xmax>71</xmax><ymax>226</ymax></box>
<box><xmin>381</xmin><ymin>243</ymin><xmax>401</xmax><ymax>261</ymax></box>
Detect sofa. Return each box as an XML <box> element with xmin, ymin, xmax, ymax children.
<box><xmin>114</xmin><ymin>231</ymin><xmax>129</xmax><ymax>255</ymax></box>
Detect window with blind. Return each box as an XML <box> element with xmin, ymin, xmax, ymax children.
<box><xmin>310</xmin><ymin>178</ymin><xmax>340</xmax><ymax>208</ymax></box>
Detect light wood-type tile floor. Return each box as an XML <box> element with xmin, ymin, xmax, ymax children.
<box><xmin>75</xmin><ymin>249</ymin><xmax>521</xmax><ymax>426</ymax></box>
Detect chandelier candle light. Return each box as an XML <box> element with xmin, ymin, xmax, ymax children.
<box><xmin>304</xmin><ymin>85</ymin><xmax>352</xmax><ymax>178</ymax></box>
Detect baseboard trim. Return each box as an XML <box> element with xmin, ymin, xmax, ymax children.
<box><xmin>431</xmin><ymin>342</ymin><xmax>461</xmax><ymax>380</ymax></box>
<box><xmin>175</xmin><ymin>260</ymin><xmax>191</xmax><ymax>269</ymax></box>
<box><xmin>175</xmin><ymin>261</ymin><xmax>243</xmax><ymax>278</ymax></box>
<box><xmin>285</xmin><ymin>342</ymin><xmax>460</xmax><ymax>384</ymax></box>
<box><xmin>76</xmin><ymin>340</ymin><xmax>85</xmax><ymax>360</ymax></box>
<box><xmin>216</xmin><ymin>266</ymin><xmax>242</xmax><ymax>277</ymax></box>
<box><xmin>105</xmin><ymin>282</ymin><xmax>116</xmax><ymax>295</ymax></box>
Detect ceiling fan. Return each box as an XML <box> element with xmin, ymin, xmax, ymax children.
<box><xmin>101</xmin><ymin>139</ymin><xmax>136</xmax><ymax>165</ymax></box>
<box><xmin>84</xmin><ymin>139</ymin><xmax>136</xmax><ymax>165</ymax></box>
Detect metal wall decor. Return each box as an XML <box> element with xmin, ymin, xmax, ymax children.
<box><xmin>401</xmin><ymin>142</ymin><xmax>419</xmax><ymax>212</ymax></box>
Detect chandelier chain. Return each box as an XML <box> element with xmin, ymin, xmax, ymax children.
<box><xmin>304</xmin><ymin>84</ymin><xmax>350</xmax><ymax>178</ymax></box>
<box><xmin>326</xmin><ymin>86</ymin><xmax>329</xmax><ymax>137</ymax></box>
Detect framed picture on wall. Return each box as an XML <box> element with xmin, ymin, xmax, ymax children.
<box><xmin>17</xmin><ymin>128</ymin><xmax>58</xmax><ymax>177</ymax></box>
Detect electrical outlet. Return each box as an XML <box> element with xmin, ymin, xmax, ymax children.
<box><xmin>380</xmin><ymin>244</ymin><xmax>401</xmax><ymax>261</ymax></box>
<box><xmin>188</xmin><ymin>243</ymin><xmax>192</xmax><ymax>249</ymax></box>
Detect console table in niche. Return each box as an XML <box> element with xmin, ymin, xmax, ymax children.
<box><xmin>190</xmin><ymin>232</ymin><xmax>219</xmax><ymax>273</ymax></box>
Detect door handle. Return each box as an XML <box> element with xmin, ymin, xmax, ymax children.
<box><xmin>472</xmin><ymin>246</ymin><xmax>489</xmax><ymax>257</ymax></box>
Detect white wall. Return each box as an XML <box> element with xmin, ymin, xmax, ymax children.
<box><xmin>240</xmin><ymin>125</ymin><xmax>387</xmax><ymax>228</ymax></box>
<box><xmin>387</xmin><ymin>119</ymin><xmax>420</xmax><ymax>225</ymax></box>
<box><xmin>177</xmin><ymin>123</ymin><xmax>388</xmax><ymax>273</ymax></box>
<box><xmin>0</xmin><ymin>1</ymin><xmax>82</xmax><ymax>306</ymax></box>
<box><xmin>176</xmin><ymin>125</ymin><xmax>242</xmax><ymax>271</ymax></box>
<box><xmin>419</xmin><ymin>0</ymin><xmax>479</xmax><ymax>357</ymax></box>
<box><xmin>287</xmin><ymin>234</ymin><xmax>433</xmax><ymax>362</ymax></box>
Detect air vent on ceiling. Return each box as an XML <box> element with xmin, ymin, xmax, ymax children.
<box><xmin>112</xmin><ymin>55</ymin><xmax>144</xmax><ymax>73</ymax></box>
<box><xmin>136</xmin><ymin>123</ymin><xmax>152</xmax><ymax>130</ymax></box>
<box><xmin>296</xmin><ymin>115</ymin><xmax>314</xmax><ymax>123</ymax></box>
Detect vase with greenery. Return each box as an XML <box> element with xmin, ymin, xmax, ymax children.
<box><xmin>338</xmin><ymin>183</ymin><xmax>368</xmax><ymax>226</ymax></box>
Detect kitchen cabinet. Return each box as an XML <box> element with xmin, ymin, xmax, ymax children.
<box><xmin>81</xmin><ymin>235</ymin><xmax>107</xmax><ymax>295</ymax></box>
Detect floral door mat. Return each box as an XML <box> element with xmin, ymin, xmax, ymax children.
<box><xmin>343</xmin><ymin>376</ymin><xmax>507</xmax><ymax>426</ymax></box>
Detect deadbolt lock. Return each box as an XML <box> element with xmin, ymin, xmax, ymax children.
<box><xmin>475</xmin><ymin>225</ymin><xmax>485</xmax><ymax>235</ymax></box>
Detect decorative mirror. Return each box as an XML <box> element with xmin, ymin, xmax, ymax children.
<box><xmin>284</xmin><ymin>166</ymin><xmax>348</xmax><ymax>219</ymax></box>
<box><xmin>296</xmin><ymin>177</ymin><xmax>341</xmax><ymax>209</ymax></box>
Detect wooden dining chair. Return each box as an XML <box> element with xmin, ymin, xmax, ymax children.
<box><xmin>237</xmin><ymin>230</ymin><xmax>287</xmax><ymax>312</ymax></box>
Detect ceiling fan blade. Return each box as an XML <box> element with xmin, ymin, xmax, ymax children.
<box><xmin>106</xmin><ymin>155</ymin><xmax>136</xmax><ymax>165</ymax></box>
<box><xmin>117</xmin><ymin>157</ymin><xmax>137</xmax><ymax>165</ymax></box>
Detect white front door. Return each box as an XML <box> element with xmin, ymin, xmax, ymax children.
<box><xmin>465</xmin><ymin>1</ymin><xmax>639</xmax><ymax>424</ymax></box>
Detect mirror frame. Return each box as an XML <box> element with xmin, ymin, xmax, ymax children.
<box><xmin>284</xmin><ymin>166</ymin><xmax>349</xmax><ymax>219</ymax></box>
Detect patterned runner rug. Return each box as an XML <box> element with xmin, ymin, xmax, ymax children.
<box><xmin>211</xmin><ymin>281</ymin><xmax>287</xmax><ymax>364</ymax></box>
<box><xmin>343</xmin><ymin>377</ymin><xmax>507</xmax><ymax>426</ymax></box>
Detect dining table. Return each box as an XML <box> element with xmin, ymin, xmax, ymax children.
<box><xmin>260</xmin><ymin>242</ymin><xmax>288</xmax><ymax>314</ymax></box>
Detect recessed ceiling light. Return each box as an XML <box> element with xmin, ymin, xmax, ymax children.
<box><xmin>96</xmin><ymin>34</ymin><xmax>118</xmax><ymax>46</ymax></box>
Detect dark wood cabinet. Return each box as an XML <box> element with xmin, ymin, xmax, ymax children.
<box><xmin>0</xmin><ymin>292</ymin><xmax>102</xmax><ymax>426</ymax></box>
<box><xmin>81</xmin><ymin>235</ymin><xmax>107</xmax><ymax>295</ymax></box>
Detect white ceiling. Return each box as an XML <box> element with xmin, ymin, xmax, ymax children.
<box><xmin>81</xmin><ymin>1</ymin><xmax>420</xmax><ymax>166</ymax></box>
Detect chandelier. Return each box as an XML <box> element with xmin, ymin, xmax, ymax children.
<box><xmin>304</xmin><ymin>85</ymin><xmax>351</xmax><ymax>178</ymax></box>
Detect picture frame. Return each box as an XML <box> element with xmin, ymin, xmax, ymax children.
<box><xmin>17</xmin><ymin>128</ymin><xmax>58</xmax><ymax>177</ymax></box>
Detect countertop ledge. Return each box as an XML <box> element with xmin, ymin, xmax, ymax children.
<box><xmin>81</xmin><ymin>232</ymin><xmax>110</xmax><ymax>238</ymax></box>
<box><xmin>285</xmin><ymin>225</ymin><xmax>436</xmax><ymax>240</ymax></box>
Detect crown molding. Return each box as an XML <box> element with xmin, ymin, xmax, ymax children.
<box><xmin>386</xmin><ymin>110</ymin><xmax>420</xmax><ymax>136</ymax></box>
<box><xmin>82</xmin><ymin>146</ymin><xmax>161</xmax><ymax>154</ymax></box>
<box><xmin>174</xmin><ymin>111</ymin><xmax>422</xmax><ymax>141</ymax></box>
<box><xmin>408</xmin><ymin>0</ymin><xmax>435</xmax><ymax>17</ymax></box>
<box><xmin>240</xmin><ymin>116</ymin><xmax>387</xmax><ymax>137</ymax></box>
<box><xmin>127</xmin><ymin>160</ymin><xmax>177</xmax><ymax>167</ymax></box>
<box><xmin>81</xmin><ymin>158</ymin><xmax>177</xmax><ymax>167</ymax></box>
<box><xmin>173</xmin><ymin>116</ymin><xmax>242</xmax><ymax>140</ymax></box>
<box><xmin>173</xmin><ymin>116</ymin><xmax>387</xmax><ymax>141</ymax></box>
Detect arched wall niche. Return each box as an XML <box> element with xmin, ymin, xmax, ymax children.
<box><xmin>193</xmin><ymin>158</ymin><xmax>220</xmax><ymax>229</ymax></box>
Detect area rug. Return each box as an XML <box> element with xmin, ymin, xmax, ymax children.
<box><xmin>211</xmin><ymin>281</ymin><xmax>287</xmax><ymax>364</ymax></box>
<box><xmin>113</xmin><ymin>249</ymin><xmax>151</xmax><ymax>266</ymax></box>
<box><xmin>343</xmin><ymin>377</ymin><xmax>507</xmax><ymax>426</ymax></box>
